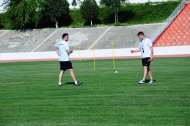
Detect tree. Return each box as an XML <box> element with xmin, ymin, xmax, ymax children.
<box><xmin>0</xmin><ymin>14</ymin><xmax>5</xmax><ymax>29</ymax></box>
<box><xmin>101</xmin><ymin>0</ymin><xmax>125</xmax><ymax>23</ymax></box>
<box><xmin>43</xmin><ymin>0</ymin><xmax>69</xmax><ymax>28</ymax></box>
<box><xmin>72</xmin><ymin>0</ymin><xmax>77</xmax><ymax>8</ymax></box>
<box><xmin>80</xmin><ymin>0</ymin><xmax>99</xmax><ymax>26</ymax></box>
<box><xmin>5</xmin><ymin>0</ymin><xmax>45</xmax><ymax>29</ymax></box>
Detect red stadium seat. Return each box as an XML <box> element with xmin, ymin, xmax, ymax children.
<box><xmin>154</xmin><ymin>3</ymin><xmax>190</xmax><ymax>47</ymax></box>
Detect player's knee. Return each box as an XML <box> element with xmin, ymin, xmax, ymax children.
<box><xmin>59</xmin><ymin>70</ymin><xmax>63</xmax><ymax>73</ymax></box>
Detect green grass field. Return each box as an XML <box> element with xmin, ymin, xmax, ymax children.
<box><xmin>0</xmin><ymin>57</ymin><xmax>190</xmax><ymax>126</ymax></box>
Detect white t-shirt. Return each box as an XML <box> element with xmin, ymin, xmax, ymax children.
<box><xmin>55</xmin><ymin>40</ymin><xmax>70</xmax><ymax>61</ymax></box>
<box><xmin>139</xmin><ymin>38</ymin><xmax>153</xmax><ymax>58</ymax></box>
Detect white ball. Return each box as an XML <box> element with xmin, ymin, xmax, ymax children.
<box><xmin>114</xmin><ymin>71</ymin><xmax>118</xmax><ymax>73</ymax></box>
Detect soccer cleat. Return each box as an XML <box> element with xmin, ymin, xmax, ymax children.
<box><xmin>138</xmin><ymin>80</ymin><xmax>145</xmax><ymax>84</ymax></box>
<box><xmin>74</xmin><ymin>81</ymin><xmax>83</xmax><ymax>86</ymax></box>
<box><xmin>148</xmin><ymin>80</ymin><xmax>155</xmax><ymax>84</ymax></box>
<box><xmin>58</xmin><ymin>82</ymin><xmax>62</xmax><ymax>86</ymax></box>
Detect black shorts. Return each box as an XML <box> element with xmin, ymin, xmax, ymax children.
<box><xmin>59</xmin><ymin>61</ymin><xmax>73</xmax><ymax>71</ymax></box>
<box><xmin>142</xmin><ymin>57</ymin><xmax>151</xmax><ymax>66</ymax></box>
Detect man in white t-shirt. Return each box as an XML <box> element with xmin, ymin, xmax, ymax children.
<box><xmin>131</xmin><ymin>32</ymin><xmax>154</xmax><ymax>84</ymax></box>
<box><xmin>55</xmin><ymin>33</ymin><xmax>82</xmax><ymax>86</ymax></box>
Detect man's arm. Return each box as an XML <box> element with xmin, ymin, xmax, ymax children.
<box><xmin>65</xmin><ymin>43</ymin><xmax>73</xmax><ymax>54</ymax></box>
<box><xmin>150</xmin><ymin>46</ymin><xmax>154</xmax><ymax>60</ymax></box>
<box><xmin>131</xmin><ymin>48</ymin><xmax>141</xmax><ymax>53</ymax></box>
<box><xmin>56</xmin><ymin>48</ymin><xmax>59</xmax><ymax>56</ymax></box>
<box><xmin>66</xmin><ymin>49</ymin><xmax>73</xmax><ymax>54</ymax></box>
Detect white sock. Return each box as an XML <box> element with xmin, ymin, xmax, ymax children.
<box><xmin>75</xmin><ymin>81</ymin><xmax>77</xmax><ymax>84</ymax></box>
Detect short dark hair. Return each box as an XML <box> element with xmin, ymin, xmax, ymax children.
<box><xmin>137</xmin><ymin>31</ymin><xmax>145</xmax><ymax>36</ymax></box>
<box><xmin>62</xmin><ymin>33</ymin><xmax>69</xmax><ymax>39</ymax></box>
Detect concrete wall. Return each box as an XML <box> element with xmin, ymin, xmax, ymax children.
<box><xmin>1</xmin><ymin>45</ymin><xmax>190</xmax><ymax>63</ymax></box>
<box><xmin>0</xmin><ymin>23</ymin><xmax>165</xmax><ymax>53</ymax></box>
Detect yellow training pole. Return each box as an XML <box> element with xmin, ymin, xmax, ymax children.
<box><xmin>93</xmin><ymin>44</ymin><xmax>96</xmax><ymax>71</ymax></box>
<box><xmin>112</xmin><ymin>41</ymin><xmax>116</xmax><ymax>70</ymax></box>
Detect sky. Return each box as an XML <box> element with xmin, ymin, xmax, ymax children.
<box><xmin>0</xmin><ymin>0</ymin><xmax>5</xmax><ymax>13</ymax></box>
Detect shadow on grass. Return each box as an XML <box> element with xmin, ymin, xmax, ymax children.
<box><xmin>64</xmin><ymin>82</ymin><xmax>75</xmax><ymax>85</ymax></box>
<box><xmin>63</xmin><ymin>82</ymin><xmax>84</xmax><ymax>86</ymax></box>
<box><xmin>138</xmin><ymin>80</ymin><xmax>157</xmax><ymax>85</ymax></box>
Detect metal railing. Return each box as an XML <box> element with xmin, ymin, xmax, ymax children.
<box><xmin>151</xmin><ymin>0</ymin><xmax>186</xmax><ymax>43</ymax></box>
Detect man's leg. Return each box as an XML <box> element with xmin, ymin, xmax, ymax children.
<box><xmin>139</xmin><ymin>58</ymin><xmax>148</xmax><ymax>84</ymax></box>
<box><xmin>69</xmin><ymin>69</ymin><xmax>77</xmax><ymax>82</ymax></box>
<box><xmin>59</xmin><ymin>70</ymin><xmax>64</xmax><ymax>84</ymax></box>
<box><xmin>138</xmin><ymin>66</ymin><xmax>148</xmax><ymax>84</ymax></box>
<box><xmin>147</xmin><ymin>66</ymin><xmax>153</xmax><ymax>81</ymax></box>
<box><xmin>69</xmin><ymin>69</ymin><xmax>83</xmax><ymax>85</ymax></box>
<box><xmin>142</xmin><ymin>66</ymin><xmax>148</xmax><ymax>81</ymax></box>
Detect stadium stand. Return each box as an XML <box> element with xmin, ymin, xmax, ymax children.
<box><xmin>0</xmin><ymin>29</ymin><xmax>55</xmax><ymax>52</ymax></box>
<box><xmin>0</xmin><ymin>23</ymin><xmax>164</xmax><ymax>53</ymax></box>
<box><xmin>35</xmin><ymin>27</ymin><xmax>109</xmax><ymax>51</ymax></box>
<box><xmin>95</xmin><ymin>23</ymin><xmax>163</xmax><ymax>49</ymax></box>
<box><xmin>0</xmin><ymin>1</ymin><xmax>189</xmax><ymax>53</ymax></box>
<box><xmin>153</xmin><ymin>2</ymin><xmax>190</xmax><ymax>46</ymax></box>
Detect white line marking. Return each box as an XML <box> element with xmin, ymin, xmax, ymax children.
<box><xmin>31</xmin><ymin>29</ymin><xmax>59</xmax><ymax>52</ymax></box>
<box><xmin>88</xmin><ymin>27</ymin><xmax>112</xmax><ymax>49</ymax></box>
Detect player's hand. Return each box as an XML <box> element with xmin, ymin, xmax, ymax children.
<box><xmin>149</xmin><ymin>57</ymin><xmax>154</xmax><ymax>61</ymax></box>
<box><xmin>130</xmin><ymin>50</ymin><xmax>135</xmax><ymax>54</ymax></box>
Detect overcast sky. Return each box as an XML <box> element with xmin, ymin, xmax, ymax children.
<box><xmin>0</xmin><ymin>0</ymin><xmax>5</xmax><ymax>13</ymax></box>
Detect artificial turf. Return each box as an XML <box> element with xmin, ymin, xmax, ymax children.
<box><xmin>0</xmin><ymin>57</ymin><xmax>190</xmax><ymax>126</ymax></box>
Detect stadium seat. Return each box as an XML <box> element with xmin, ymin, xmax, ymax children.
<box><xmin>154</xmin><ymin>3</ymin><xmax>190</xmax><ymax>47</ymax></box>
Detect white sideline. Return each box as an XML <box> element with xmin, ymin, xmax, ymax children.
<box><xmin>0</xmin><ymin>46</ymin><xmax>190</xmax><ymax>62</ymax></box>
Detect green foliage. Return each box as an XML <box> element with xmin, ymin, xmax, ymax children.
<box><xmin>69</xmin><ymin>1</ymin><xmax>180</xmax><ymax>27</ymax></box>
<box><xmin>6</xmin><ymin>0</ymin><xmax>45</xmax><ymax>29</ymax></box>
<box><xmin>69</xmin><ymin>9</ymin><xmax>84</xmax><ymax>27</ymax></box>
<box><xmin>0</xmin><ymin>13</ymin><xmax>5</xmax><ymax>28</ymax></box>
<box><xmin>0</xmin><ymin>13</ymin><xmax>13</xmax><ymax>29</ymax></box>
<box><xmin>100</xmin><ymin>0</ymin><xmax>125</xmax><ymax>9</ymax></box>
<box><xmin>43</xmin><ymin>0</ymin><xmax>69</xmax><ymax>28</ymax></box>
<box><xmin>4</xmin><ymin>0</ymin><xmax>70</xmax><ymax>29</ymax></box>
<box><xmin>0</xmin><ymin>1</ymin><xmax>180</xmax><ymax>29</ymax></box>
<box><xmin>100</xmin><ymin>0</ymin><xmax>125</xmax><ymax>23</ymax></box>
<box><xmin>80</xmin><ymin>0</ymin><xmax>99</xmax><ymax>25</ymax></box>
<box><xmin>120</xmin><ymin>2</ymin><xmax>180</xmax><ymax>24</ymax></box>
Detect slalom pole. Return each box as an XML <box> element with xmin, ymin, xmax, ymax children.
<box><xmin>112</xmin><ymin>41</ymin><xmax>116</xmax><ymax>70</ymax></box>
